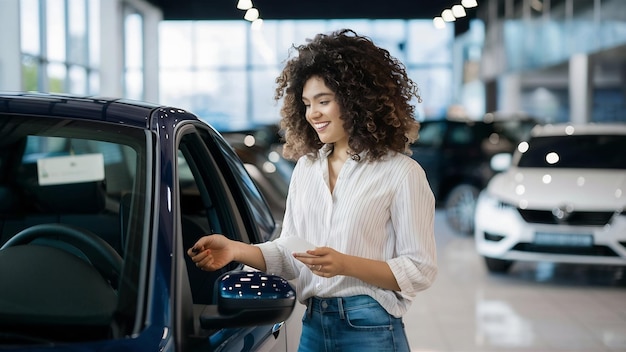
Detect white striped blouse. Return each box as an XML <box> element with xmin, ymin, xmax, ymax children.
<box><xmin>257</xmin><ymin>147</ymin><xmax>437</xmax><ymax>317</ymax></box>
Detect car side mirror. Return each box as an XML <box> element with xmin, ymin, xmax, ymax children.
<box><xmin>199</xmin><ymin>270</ymin><xmax>296</xmax><ymax>329</ymax></box>
<box><xmin>490</xmin><ymin>153</ymin><xmax>512</xmax><ymax>172</ymax></box>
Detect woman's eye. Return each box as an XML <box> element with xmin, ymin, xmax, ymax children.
<box><xmin>320</xmin><ymin>101</ymin><xmax>329</xmax><ymax>105</ymax></box>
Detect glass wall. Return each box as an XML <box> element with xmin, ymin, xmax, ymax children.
<box><xmin>124</xmin><ymin>9</ymin><xmax>144</xmax><ymax>100</ymax></box>
<box><xmin>159</xmin><ymin>20</ymin><xmax>455</xmax><ymax>129</ymax></box>
<box><xmin>20</xmin><ymin>0</ymin><xmax>100</xmax><ymax>94</ymax></box>
<box><xmin>486</xmin><ymin>0</ymin><xmax>626</xmax><ymax>74</ymax></box>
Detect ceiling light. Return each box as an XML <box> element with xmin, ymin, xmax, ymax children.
<box><xmin>251</xmin><ymin>18</ymin><xmax>264</xmax><ymax>30</ymax></box>
<box><xmin>461</xmin><ymin>0</ymin><xmax>478</xmax><ymax>8</ymax></box>
<box><xmin>452</xmin><ymin>5</ymin><xmax>466</xmax><ymax>18</ymax></box>
<box><xmin>244</xmin><ymin>8</ymin><xmax>259</xmax><ymax>21</ymax></box>
<box><xmin>237</xmin><ymin>0</ymin><xmax>253</xmax><ymax>10</ymax></box>
<box><xmin>442</xmin><ymin>9</ymin><xmax>455</xmax><ymax>22</ymax></box>
<box><xmin>433</xmin><ymin>17</ymin><xmax>446</xmax><ymax>29</ymax></box>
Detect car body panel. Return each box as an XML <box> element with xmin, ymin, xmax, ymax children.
<box><xmin>0</xmin><ymin>92</ymin><xmax>295</xmax><ymax>351</ymax></box>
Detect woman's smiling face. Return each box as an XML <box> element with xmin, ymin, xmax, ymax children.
<box><xmin>302</xmin><ymin>75</ymin><xmax>348</xmax><ymax>147</ymax></box>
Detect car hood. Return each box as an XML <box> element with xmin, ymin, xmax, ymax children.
<box><xmin>486</xmin><ymin>168</ymin><xmax>626</xmax><ymax>211</ymax></box>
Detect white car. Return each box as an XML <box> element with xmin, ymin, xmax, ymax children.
<box><xmin>475</xmin><ymin>123</ymin><xmax>626</xmax><ymax>273</ymax></box>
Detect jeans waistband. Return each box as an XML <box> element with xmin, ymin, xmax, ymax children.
<box><xmin>305</xmin><ymin>295</ymin><xmax>380</xmax><ymax>319</ymax></box>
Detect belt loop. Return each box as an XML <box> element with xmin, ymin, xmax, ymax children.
<box><xmin>338</xmin><ymin>297</ymin><xmax>346</xmax><ymax>320</ymax></box>
<box><xmin>306</xmin><ymin>298</ymin><xmax>313</xmax><ymax>318</ymax></box>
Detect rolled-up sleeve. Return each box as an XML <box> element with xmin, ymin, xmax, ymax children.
<box><xmin>256</xmin><ymin>241</ymin><xmax>300</xmax><ymax>280</ymax></box>
<box><xmin>387</xmin><ymin>164</ymin><xmax>437</xmax><ymax>300</ymax></box>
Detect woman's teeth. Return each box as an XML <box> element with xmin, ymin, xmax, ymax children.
<box><xmin>314</xmin><ymin>122</ymin><xmax>329</xmax><ymax>130</ymax></box>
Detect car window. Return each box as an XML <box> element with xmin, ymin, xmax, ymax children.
<box><xmin>414</xmin><ymin>121</ymin><xmax>445</xmax><ymax>147</ymax></box>
<box><xmin>518</xmin><ymin>134</ymin><xmax>626</xmax><ymax>169</ymax></box>
<box><xmin>449</xmin><ymin>124</ymin><xmax>474</xmax><ymax>145</ymax></box>
<box><xmin>22</xmin><ymin>136</ymin><xmax>138</xmax><ymax>193</ymax></box>
<box><xmin>0</xmin><ymin>117</ymin><xmax>150</xmax><ymax>342</ymax></box>
<box><xmin>221</xmin><ymin>130</ymin><xmax>292</xmax><ymax>221</ymax></box>
<box><xmin>176</xmin><ymin>130</ymin><xmax>245</xmax><ymax>305</ymax></box>
<box><xmin>173</xmin><ymin>125</ymin><xmax>287</xmax><ymax>351</ymax></box>
<box><xmin>201</xmin><ymin>128</ymin><xmax>277</xmax><ymax>243</ymax></box>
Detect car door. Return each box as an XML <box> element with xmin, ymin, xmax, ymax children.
<box><xmin>173</xmin><ymin>123</ymin><xmax>286</xmax><ymax>352</ymax></box>
<box><xmin>440</xmin><ymin>121</ymin><xmax>485</xmax><ymax>183</ymax></box>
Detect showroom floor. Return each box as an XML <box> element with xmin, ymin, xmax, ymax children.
<box><xmin>404</xmin><ymin>210</ymin><xmax>626</xmax><ymax>352</ymax></box>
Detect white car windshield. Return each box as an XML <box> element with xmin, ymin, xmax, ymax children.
<box><xmin>518</xmin><ymin>135</ymin><xmax>626</xmax><ymax>169</ymax></box>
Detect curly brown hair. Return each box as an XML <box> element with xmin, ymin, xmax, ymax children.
<box><xmin>274</xmin><ymin>29</ymin><xmax>422</xmax><ymax>162</ymax></box>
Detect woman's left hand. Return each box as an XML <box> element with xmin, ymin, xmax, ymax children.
<box><xmin>293</xmin><ymin>247</ymin><xmax>345</xmax><ymax>277</ymax></box>
<box><xmin>293</xmin><ymin>246</ymin><xmax>401</xmax><ymax>291</ymax></box>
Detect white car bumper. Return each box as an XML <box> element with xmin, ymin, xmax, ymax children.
<box><xmin>474</xmin><ymin>192</ymin><xmax>626</xmax><ymax>266</ymax></box>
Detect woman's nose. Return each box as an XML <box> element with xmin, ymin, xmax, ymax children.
<box><xmin>307</xmin><ymin>105</ymin><xmax>321</xmax><ymax>119</ymax></box>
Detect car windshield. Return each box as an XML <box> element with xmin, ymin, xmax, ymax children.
<box><xmin>492</xmin><ymin>118</ymin><xmax>537</xmax><ymax>143</ymax></box>
<box><xmin>0</xmin><ymin>115</ymin><xmax>150</xmax><ymax>337</ymax></box>
<box><xmin>517</xmin><ymin>134</ymin><xmax>626</xmax><ymax>169</ymax></box>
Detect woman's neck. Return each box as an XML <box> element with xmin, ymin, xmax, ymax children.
<box><xmin>329</xmin><ymin>142</ymin><xmax>349</xmax><ymax>162</ymax></box>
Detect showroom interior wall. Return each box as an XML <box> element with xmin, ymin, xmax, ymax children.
<box><xmin>478</xmin><ymin>0</ymin><xmax>626</xmax><ymax>124</ymax></box>
<box><xmin>1</xmin><ymin>0</ymin><xmax>457</xmax><ymax>125</ymax></box>
<box><xmin>100</xmin><ymin>0</ymin><xmax>161</xmax><ymax>102</ymax></box>
<box><xmin>1</xmin><ymin>0</ymin><xmax>624</xmax><ymax>124</ymax></box>
<box><xmin>0</xmin><ymin>0</ymin><xmax>22</xmax><ymax>91</ymax></box>
<box><xmin>0</xmin><ymin>0</ymin><xmax>161</xmax><ymax>103</ymax></box>
<box><xmin>157</xmin><ymin>20</ymin><xmax>458</xmax><ymax>128</ymax></box>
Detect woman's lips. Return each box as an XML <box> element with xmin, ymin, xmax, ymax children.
<box><xmin>313</xmin><ymin>121</ymin><xmax>330</xmax><ymax>131</ymax></box>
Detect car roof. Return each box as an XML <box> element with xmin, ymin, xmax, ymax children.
<box><xmin>0</xmin><ymin>91</ymin><xmax>200</xmax><ymax>129</ymax></box>
<box><xmin>422</xmin><ymin>115</ymin><xmax>536</xmax><ymax>127</ymax></box>
<box><xmin>483</xmin><ymin>111</ymin><xmax>539</xmax><ymax>123</ymax></box>
<box><xmin>421</xmin><ymin>117</ymin><xmax>488</xmax><ymax>125</ymax></box>
<box><xmin>530</xmin><ymin>123</ymin><xmax>626</xmax><ymax>137</ymax></box>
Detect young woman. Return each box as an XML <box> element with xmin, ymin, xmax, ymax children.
<box><xmin>188</xmin><ymin>29</ymin><xmax>437</xmax><ymax>352</ymax></box>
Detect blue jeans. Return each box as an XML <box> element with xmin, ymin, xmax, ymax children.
<box><xmin>298</xmin><ymin>295</ymin><xmax>411</xmax><ymax>352</ymax></box>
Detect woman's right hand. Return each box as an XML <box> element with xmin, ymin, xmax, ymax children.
<box><xmin>187</xmin><ymin>234</ymin><xmax>235</xmax><ymax>271</ymax></box>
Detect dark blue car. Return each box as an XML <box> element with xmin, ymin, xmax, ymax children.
<box><xmin>0</xmin><ymin>92</ymin><xmax>296</xmax><ymax>351</ymax></box>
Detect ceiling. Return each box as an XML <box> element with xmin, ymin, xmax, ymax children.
<box><xmin>144</xmin><ymin>0</ymin><xmax>624</xmax><ymax>72</ymax></box>
<box><xmin>146</xmin><ymin>0</ymin><xmax>477</xmax><ymax>21</ymax></box>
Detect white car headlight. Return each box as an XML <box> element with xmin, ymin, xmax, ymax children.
<box><xmin>478</xmin><ymin>191</ymin><xmax>515</xmax><ymax>211</ymax></box>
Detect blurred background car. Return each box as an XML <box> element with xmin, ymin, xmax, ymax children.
<box><xmin>220</xmin><ymin>124</ymin><xmax>294</xmax><ymax>222</ymax></box>
<box><xmin>0</xmin><ymin>92</ymin><xmax>296</xmax><ymax>351</ymax></box>
<box><xmin>475</xmin><ymin>123</ymin><xmax>626</xmax><ymax>273</ymax></box>
<box><xmin>410</xmin><ymin>112</ymin><xmax>539</xmax><ymax>234</ymax></box>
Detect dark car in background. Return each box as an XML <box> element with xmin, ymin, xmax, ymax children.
<box><xmin>0</xmin><ymin>92</ymin><xmax>296</xmax><ymax>351</ymax></box>
<box><xmin>220</xmin><ymin>124</ymin><xmax>294</xmax><ymax>222</ymax></box>
<box><xmin>410</xmin><ymin>113</ymin><xmax>538</xmax><ymax>234</ymax></box>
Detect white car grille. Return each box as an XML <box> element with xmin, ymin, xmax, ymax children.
<box><xmin>517</xmin><ymin>209</ymin><xmax>615</xmax><ymax>226</ymax></box>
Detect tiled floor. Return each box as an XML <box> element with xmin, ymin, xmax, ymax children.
<box><xmin>404</xmin><ymin>211</ymin><xmax>626</xmax><ymax>352</ymax></box>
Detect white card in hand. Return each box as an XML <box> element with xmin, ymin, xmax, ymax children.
<box><xmin>276</xmin><ymin>236</ymin><xmax>317</xmax><ymax>256</ymax></box>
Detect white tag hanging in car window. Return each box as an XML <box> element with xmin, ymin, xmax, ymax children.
<box><xmin>37</xmin><ymin>154</ymin><xmax>105</xmax><ymax>185</ymax></box>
